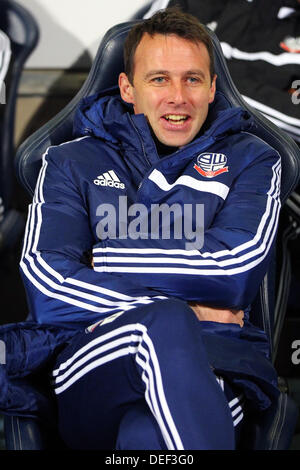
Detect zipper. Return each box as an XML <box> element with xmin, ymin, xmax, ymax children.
<box><xmin>128</xmin><ymin>114</ymin><xmax>152</xmax><ymax>168</ymax></box>
<box><xmin>133</xmin><ymin>107</ymin><xmax>243</xmax><ymax>193</ymax></box>
<box><xmin>136</xmin><ymin>135</ymin><xmax>216</xmax><ymax>195</ymax></box>
<box><xmin>128</xmin><ymin>114</ymin><xmax>153</xmax><ymax>192</ymax></box>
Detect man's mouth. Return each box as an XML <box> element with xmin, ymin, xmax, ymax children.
<box><xmin>162</xmin><ymin>114</ymin><xmax>190</xmax><ymax>124</ymax></box>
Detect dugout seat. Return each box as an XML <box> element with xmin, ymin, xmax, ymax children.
<box><xmin>0</xmin><ymin>0</ymin><xmax>39</xmax><ymax>251</ymax></box>
<box><xmin>4</xmin><ymin>19</ymin><xmax>300</xmax><ymax>450</ymax></box>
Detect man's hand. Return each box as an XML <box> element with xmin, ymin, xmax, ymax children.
<box><xmin>188</xmin><ymin>302</ymin><xmax>244</xmax><ymax>327</ymax></box>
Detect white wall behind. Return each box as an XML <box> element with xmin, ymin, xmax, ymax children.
<box><xmin>16</xmin><ymin>0</ymin><xmax>152</xmax><ymax>69</ymax></box>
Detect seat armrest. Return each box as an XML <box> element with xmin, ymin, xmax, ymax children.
<box><xmin>240</xmin><ymin>392</ymin><xmax>299</xmax><ymax>450</ymax></box>
<box><xmin>4</xmin><ymin>415</ymin><xmax>65</xmax><ymax>450</ymax></box>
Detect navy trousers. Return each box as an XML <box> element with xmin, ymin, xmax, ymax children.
<box><xmin>52</xmin><ymin>298</ymin><xmax>244</xmax><ymax>450</ymax></box>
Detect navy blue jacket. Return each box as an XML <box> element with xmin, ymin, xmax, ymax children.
<box><xmin>0</xmin><ymin>89</ymin><xmax>281</xmax><ymax>420</ymax></box>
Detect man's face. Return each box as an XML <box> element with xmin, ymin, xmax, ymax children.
<box><xmin>119</xmin><ymin>33</ymin><xmax>216</xmax><ymax>147</ymax></box>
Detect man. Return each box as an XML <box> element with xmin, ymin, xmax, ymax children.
<box><xmin>2</xmin><ymin>9</ymin><xmax>280</xmax><ymax>450</ymax></box>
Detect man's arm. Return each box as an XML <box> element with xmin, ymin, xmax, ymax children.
<box><xmin>92</xmin><ymin>148</ymin><xmax>281</xmax><ymax>311</ymax></box>
<box><xmin>20</xmin><ymin>145</ymin><xmax>166</xmax><ymax>327</ymax></box>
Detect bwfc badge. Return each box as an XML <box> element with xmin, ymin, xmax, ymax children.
<box><xmin>194</xmin><ymin>152</ymin><xmax>228</xmax><ymax>178</ymax></box>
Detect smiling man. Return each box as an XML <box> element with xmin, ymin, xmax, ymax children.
<box><xmin>2</xmin><ymin>8</ymin><xmax>281</xmax><ymax>450</ymax></box>
<box><xmin>119</xmin><ymin>33</ymin><xmax>216</xmax><ymax>147</ymax></box>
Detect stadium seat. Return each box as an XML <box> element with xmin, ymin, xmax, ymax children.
<box><xmin>0</xmin><ymin>0</ymin><xmax>39</xmax><ymax>251</ymax></box>
<box><xmin>4</xmin><ymin>20</ymin><xmax>300</xmax><ymax>450</ymax></box>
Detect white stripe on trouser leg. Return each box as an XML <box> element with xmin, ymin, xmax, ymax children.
<box><xmin>53</xmin><ymin>337</ymin><xmax>178</xmax><ymax>450</ymax></box>
<box><xmin>232</xmin><ymin>405</ymin><xmax>243</xmax><ymax>418</ymax></box>
<box><xmin>216</xmin><ymin>379</ymin><xmax>244</xmax><ymax>428</ymax></box>
<box><xmin>54</xmin><ymin>347</ymin><xmax>131</xmax><ymax>393</ymax></box>
<box><xmin>52</xmin><ymin>325</ymin><xmax>145</xmax><ymax>377</ymax></box>
<box><xmin>215</xmin><ymin>376</ymin><xmax>224</xmax><ymax>391</ymax></box>
<box><xmin>134</xmin><ymin>334</ymin><xmax>184</xmax><ymax>450</ymax></box>
<box><xmin>233</xmin><ymin>412</ymin><xmax>244</xmax><ymax>426</ymax></box>
<box><xmin>134</xmin><ymin>349</ymin><xmax>176</xmax><ymax>450</ymax></box>
<box><xmin>53</xmin><ymin>323</ymin><xmax>184</xmax><ymax>450</ymax></box>
<box><xmin>230</xmin><ymin>396</ymin><xmax>244</xmax><ymax>426</ymax></box>
<box><xmin>228</xmin><ymin>396</ymin><xmax>242</xmax><ymax>408</ymax></box>
<box><xmin>53</xmin><ymin>335</ymin><xmax>141</xmax><ymax>384</ymax></box>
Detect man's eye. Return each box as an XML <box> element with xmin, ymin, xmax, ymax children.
<box><xmin>152</xmin><ymin>77</ymin><xmax>166</xmax><ymax>83</ymax></box>
<box><xmin>187</xmin><ymin>77</ymin><xmax>200</xmax><ymax>84</ymax></box>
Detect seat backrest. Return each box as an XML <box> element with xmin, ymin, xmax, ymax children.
<box><xmin>15</xmin><ymin>20</ymin><xmax>300</xmax><ymax>356</ymax></box>
<box><xmin>0</xmin><ymin>0</ymin><xmax>39</xmax><ymax>209</ymax></box>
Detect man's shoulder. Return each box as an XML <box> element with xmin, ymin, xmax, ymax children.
<box><xmin>47</xmin><ymin>135</ymin><xmax>93</xmax><ymax>153</ymax></box>
<box><xmin>230</xmin><ymin>130</ymin><xmax>280</xmax><ymax>159</ymax></box>
<box><xmin>45</xmin><ymin>135</ymin><xmax>107</xmax><ymax>162</ymax></box>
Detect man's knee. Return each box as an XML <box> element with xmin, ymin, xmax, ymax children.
<box><xmin>144</xmin><ymin>298</ymin><xmax>196</xmax><ymax>330</ymax></box>
<box><xmin>136</xmin><ymin>298</ymin><xmax>207</xmax><ymax>361</ymax></box>
<box><xmin>116</xmin><ymin>403</ymin><xmax>166</xmax><ymax>450</ymax></box>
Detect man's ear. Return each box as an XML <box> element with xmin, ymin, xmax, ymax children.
<box><xmin>118</xmin><ymin>72</ymin><xmax>135</xmax><ymax>105</ymax></box>
<box><xmin>209</xmin><ymin>74</ymin><xmax>217</xmax><ymax>104</ymax></box>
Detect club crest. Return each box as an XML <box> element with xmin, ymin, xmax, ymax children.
<box><xmin>194</xmin><ymin>153</ymin><xmax>229</xmax><ymax>178</ymax></box>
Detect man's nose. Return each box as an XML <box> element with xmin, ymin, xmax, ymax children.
<box><xmin>167</xmin><ymin>81</ymin><xmax>187</xmax><ymax>105</ymax></box>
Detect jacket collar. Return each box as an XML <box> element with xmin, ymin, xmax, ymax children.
<box><xmin>73</xmin><ymin>87</ymin><xmax>254</xmax><ymax>168</ymax></box>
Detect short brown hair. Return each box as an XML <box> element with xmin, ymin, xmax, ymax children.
<box><xmin>124</xmin><ymin>7</ymin><xmax>215</xmax><ymax>84</ymax></box>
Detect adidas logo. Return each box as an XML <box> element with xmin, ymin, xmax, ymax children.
<box><xmin>94</xmin><ymin>170</ymin><xmax>125</xmax><ymax>189</ymax></box>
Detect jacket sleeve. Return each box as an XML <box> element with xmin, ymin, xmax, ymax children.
<box><xmin>20</xmin><ymin>146</ymin><xmax>166</xmax><ymax>327</ymax></box>
<box><xmin>93</xmin><ymin>149</ymin><xmax>281</xmax><ymax>310</ymax></box>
